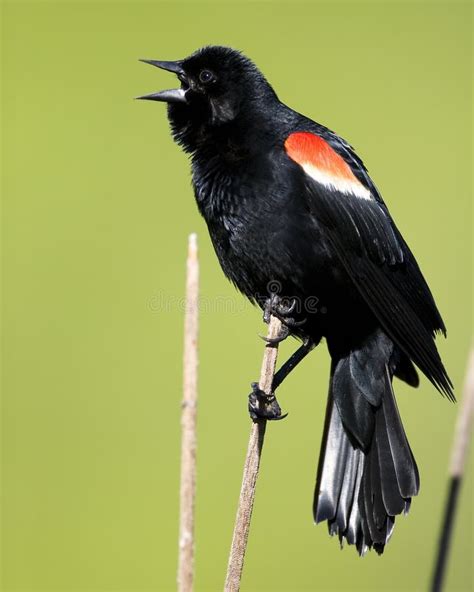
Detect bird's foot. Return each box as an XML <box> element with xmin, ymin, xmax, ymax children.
<box><xmin>261</xmin><ymin>293</ymin><xmax>306</xmax><ymax>344</ymax></box>
<box><xmin>248</xmin><ymin>382</ymin><xmax>288</xmax><ymax>421</ymax></box>
<box><xmin>263</xmin><ymin>292</ymin><xmax>297</xmax><ymax>324</ymax></box>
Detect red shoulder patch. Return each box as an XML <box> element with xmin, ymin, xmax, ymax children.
<box><xmin>284</xmin><ymin>132</ymin><xmax>371</xmax><ymax>199</ymax></box>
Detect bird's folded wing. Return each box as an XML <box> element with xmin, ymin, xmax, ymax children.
<box><xmin>284</xmin><ymin>131</ymin><xmax>453</xmax><ymax>399</ymax></box>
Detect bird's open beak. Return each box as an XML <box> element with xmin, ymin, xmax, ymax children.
<box><xmin>136</xmin><ymin>59</ymin><xmax>188</xmax><ymax>103</ymax></box>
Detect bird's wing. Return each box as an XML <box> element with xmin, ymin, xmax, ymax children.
<box><xmin>284</xmin><ymin>131</ymin><xmax>453</xmax><ymax>399</ymax></box>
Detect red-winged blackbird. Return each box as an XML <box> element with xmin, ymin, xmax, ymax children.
<box><xmin>138</xmin><ymin>46</ymin><xmax>453</xmax><ymax>555</ymax></box>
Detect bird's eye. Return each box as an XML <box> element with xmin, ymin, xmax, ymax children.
<box><xmin>199</xmin><ymin>70</ymin><xmax>215</xmax><ymax>84</ymax></box>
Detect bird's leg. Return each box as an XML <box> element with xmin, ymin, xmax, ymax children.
<box><xmin>272</xmin><ymin>337</ymin><xmax>316</xmax><ymax>390</ymax></box>
<box><xmin>261</xmin><ymin>293</ymin><xmax>306</xmax><ymax>344</ymax></box>
<box><xmin>248</xmin><ymin>338</ymin><xmax>315</xmax><ymax>421</ymax></box>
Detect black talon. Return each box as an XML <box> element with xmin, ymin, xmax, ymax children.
<box><xmin>276</xmin><ymin>298</ymin><xmax>296</xmax><ymax>316</ymax></box>
<box><xmin>260</xmin><ymin>324</ymin><xmax>290</xmax><ymax>344</ymax></box>
<box><xmin>287</xmin><ymin>317</ymin><xmax>307</xmax><ymax>327</ymax></box>
<box><xmin>262</xmin><ymin>294</ymin><xmax>306</xmax><ymax>338</ymax></box>
<box><xmin>248</xmin><ymin>383</ymin><xmax>287</xmax><ymax>421</ymax></box>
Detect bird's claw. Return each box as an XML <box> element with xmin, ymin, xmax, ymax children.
<box><xmin>259</xmin><ymin>323</ymin><xmax>290</xmax><ymax>345</ymax></box>
<box><xmin>263</xmin><ymin>293</ymin><xmax>294</xmax><ymax>324</ymax></box>
<box><xmin>248</xmin><ymin>382</ymin><xmax>288</xmax><ymax>421</ymax></box>
<box><xmin>263</xmin><ymin>294</ymin><xmax>306</xmax><ymax>341</ymax></box>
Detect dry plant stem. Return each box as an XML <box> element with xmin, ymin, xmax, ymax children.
<box><xmin>449</xmin><ymin>347</ymin><xmax>474</xmax><ymax>478</ymax></box>
<box><xmin>224</xmin><ymin>315</ymin><xmax>283</xmax><ymax>592</ymax></box>
<box><xmin>178</xmin><ymin>233</ymin><xmax>199</xmax><ymax>592</ymax></box>
<box><xmin>431</xmin><ymin>346</ymin><xmax>474</xmax><ymax>592</ymax></box>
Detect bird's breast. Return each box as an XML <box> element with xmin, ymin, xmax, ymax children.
<box><xmin>190</xmin><ymin>149</ymin><xmax>343</xmax><ymax>315</ymax></box>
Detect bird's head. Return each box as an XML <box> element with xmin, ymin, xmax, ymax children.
<box><xmin>137</xmin><ymin>46</ymin><xmax>278</xmax><ymax>152</ymax></box>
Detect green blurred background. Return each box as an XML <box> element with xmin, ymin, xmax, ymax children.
<box><xmin>1</xmin><ymin>1</ymin><xmax>472</xmax><ymax>590</ymax></box>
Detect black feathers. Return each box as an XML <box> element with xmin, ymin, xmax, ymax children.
<box><xmin>304</xmin><ymin>178</ymin><xmax>454</xmax><ymax>400</ymax></box>
<box><xmin>314</xmin><ymin>361</ymin><xmax>419</xmax><ymax>555</ymax></box>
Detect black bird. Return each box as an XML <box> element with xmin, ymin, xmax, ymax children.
<box><xmin>138</xmin><ymin>46</ymin><xmax>453</xmax><ymax>555</ymax></box>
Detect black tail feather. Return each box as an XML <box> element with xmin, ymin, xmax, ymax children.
<box><xmin>313</xmin><ymin>357</ymin><xmax>419</xmax><ymax>555</ymax></box>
